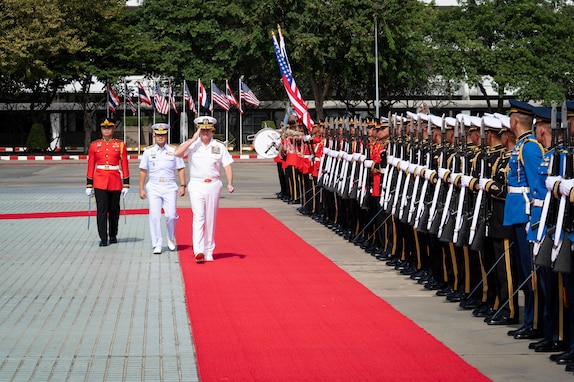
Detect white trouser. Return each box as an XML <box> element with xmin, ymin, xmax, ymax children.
<box><xmin>146</xmin><ymin>181</ymin><xmax>178</xmax><ymax>247</ymax></box>
<box><xmin>188</xmin><ymin>179</ymin><xmax>222</xmax><ymax>256</ymax></box>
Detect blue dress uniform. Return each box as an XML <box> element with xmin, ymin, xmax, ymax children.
<box><xmin>139</xmin><ymin>123</ymin><xmax>186</xmax><ymax>255</ymax></box>
<box><xmin>503</xmin><ymin>100</ymin><xmax>544</xmax><ymax>339</ymax></box>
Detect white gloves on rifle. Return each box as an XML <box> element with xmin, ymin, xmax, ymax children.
<box><xmin>437</xmin><ymin>168</ymin><xmax>449</xmax><ymax>181</ymax></box>
<box><xmin>460</xmin><ymin>175</ymin><xmax>473</xmax><ymax>188</ymax></box>
<box><xmin>407</xmin><ymin>163</ymin><xmax>417</xmax><ymax>175</ymax></box>
<box><xmin>85</xmin><ymin>187</ymin><xmax>94</xmax><ymax>197</ymax></box>
<box><xmin>559</xmin><ymin>178</ymin><xmax>574</xmax><ymax>197</ymax></box>
<box><xmin>478</xmin><ymin>178</ymin><xmax>491</xmax><ymax>191</ymax></box>
<box><xmin>364</xmin><ymin>160</ymin><xmax>374</xmax><ymax>169</ymax></box>
<box><xmin>545</xmin><ymin>176</ymin><xmax>561</xmax><ymax>193</ymax></box>
<box><xmin>449</xmin><ymin>172</ymin><xmax>460</xmax><ymax>184</ymax></box>
<box><xmin>121</xmin><ymin>187</ymin><xmax>129</xmax><ymax>197</ymax></box>
<box><xmin>424</xmin><ymin>169</ymin><xmax>435</xmax><ymax>180</ymax></box>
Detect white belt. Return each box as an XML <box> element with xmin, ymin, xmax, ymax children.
<box><xmin>532</xmin><ymin>198</ymin><xmax>544</xmax><ymax>207</ymax></box>
<box><xmin>508</xmin><ymin>186</ymin><xmax>531</xmax><ymax>215</ymax></box>
<box><xmin>508</xmin><ymin>186</ymin><xmax>530</xmax><ymax>194</ymax></box>
<box><xmin>149</xmin><ymin>178</ymin><xmax>174</xmax><ymax>183</ymax></box>
<box><xmin>96</xmin><ymin>165</ymin><xmax>120</xmax><ymax>170</ymax></box>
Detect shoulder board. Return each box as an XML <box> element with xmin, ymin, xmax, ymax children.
<box><xmin>214</xmin><ymin>139</ymin><xmax>225</xmax><ymax>145</ymax></box>
<box><xmin>143</xmin><ymin>144</ymin><xmax>154</xmax><ymax>150</ymax></box>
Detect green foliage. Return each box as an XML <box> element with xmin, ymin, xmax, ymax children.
<box><xmin>26</xmin><ymin>123</ymin><xmax>48</xmax><ymax>151</ymax></box>
<box><xmin>261</xmin><ymin>120</ymin><xmax>276</xmax><ymax>130</ymax></box>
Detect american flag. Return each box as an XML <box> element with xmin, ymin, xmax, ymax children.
<box><xmin>154</xmin><ymin>82</ymin><xmax>170</xmax><ymax>115</ymax></box>
<box><xmin>184</xmin><ymin>81</ymin><xmax>196</xmax><ymax>113</ymax></box>
<box><xmin>136</xmin><ymin>81</ymin><xmax>152</xmax><ymax>105</ymax></box>
<box><xmin>240</xmin><ymin>81</ymin><xmax>260</xmax><ymax>107</ymax></box>
<box><xmin>124</xmin><ymin>83</ymin><xmax>136</xmax><ymax>115</ymax></box>
<box><xmin>168</xmin><ymin>83</ymin><xmax>178</xmax><ymax>114</ymax></box>
<box><xmin>211</xmin><ymin>82</ymin><xmax>230</xmax><ymax>111</ymax></box>
<box><xmin>272</xmin><ymin>29</ymin><xmax>314</xmax><ymax>129</ymax></box>
<box><xmin>198</xmin><ymin>79</ymin><xmax>209</xmax><ymax>109</ymax></box>
<box><xmin>107</xmin><ymin>83</ymin><xmax>121</xmax><ymax>114</ymax></box>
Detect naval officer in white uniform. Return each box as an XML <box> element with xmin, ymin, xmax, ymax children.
<box><xmin>175</xmin><ymin>116</ymin><xmax>234</xmax><ymax>263</ymax></box>
<box><xmin>139</xmin><ymin>123</ymin><xmax>187</xmax><ymax>254</ymax></box>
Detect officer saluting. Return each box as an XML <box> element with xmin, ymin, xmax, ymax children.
<box><xmin>139</xmin><ymin>123</ymin><xmax>186</xmax><ymax>255</ymax></box>
<box><xmin>86</xmin><ymin>118</ymin><xmax>130</xmax><ymax>247</ymax></box>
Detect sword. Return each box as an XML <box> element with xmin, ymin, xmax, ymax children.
<box><xmin>87</xmin><ymin>195</ymin><xmax>92</xmax><ymax>230</ymax></box>
<box><xmin>122</xmin><ymin>194</ymin><xmax>127</xmax><ymax>224</ymax></box>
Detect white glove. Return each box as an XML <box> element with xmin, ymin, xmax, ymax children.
<box><xmin>478</xmin><ymin>178</ymin><xmax>491</xmax><ymax>191</ymax></box>
<box><xmin>364</xmin><ymin>160</ymin><xmax>374</xmax><ymax>169</ymax></box>
<box><xmin>343</xmin><ymin>153</ymin><xmax>352</xmax><ymax>162</ymax></box>
<box><xmin>449</xmin><ymin>172</ymin><xmax>460</xmax><ymax>184</ymax></box>
<box><xmin>85</xmin><ymin>188</ymin><xmax>94</xmax><ymax>197</ymax></box>
<box><xmin>399</xmin><ymin>160</ymin><xmax>410</xmax><ymax>171</ymax></box>
<box><xmin>407</xmin><ymin>163</ymin><xmax>417</xmax><ymax>174</ymax></box>
<box><xmin>424</xmin><ymin>169</ymin><xmax>436</xmax><ymax>180</ymax></box>
<box><xmin>121</xmin><ymin>187</ymin><xmax>129</xmax><ymax>197</ymax></box>
<box><xmin>323</xmin><ymin>148</ymin><xmax>331</xmax><ymax>156</ymax></box>
<box><xmin>545</xmin><ymin>176</ymin><xmax>561</xmax><ymax>192</ymax></box>
<box><xmin>559</xmin><ymin>178</ymin><xmax>574</xmax><ymax>197</ymax></box>
<box><xmin>303</xmin><ymin>134</ymin><xmax>311</xmax><ymax>142</ymax></box>
<box><xmin>352</xmin><ymin>153</ymin><xmax>361</xmax><ymax>161</ymax></box>
<box><xmin>460</xmin><ymin>175</ymin><xmax>473</xmax><ymax>188</ymax></box>
<box><xmin>414</xmin><ymin>165</ymin><xmax>424</xmax><ymax>177</ymax></box>
<box><xmin>437</xmin><ymin>168</ymin><xmax>448</xmax><ymax>180</ymax></box>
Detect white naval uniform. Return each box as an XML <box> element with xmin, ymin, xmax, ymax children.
<box><xmin>139</xmin><ymin>144</ymin><xmax>185</xmax><ymax>248</ymax></box>
<box><xmin>183</xmin><ymin>138</ymin><xmax>233</xmax><ymax>258</ymax></box>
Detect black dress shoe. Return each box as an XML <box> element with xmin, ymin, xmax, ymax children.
<box><xmin>446</xmin><ymin>290</ymin><xmax>465</xmax><ymax>302</ymax></box>
<box><xmin>99</xmin><ymin>240</ymin><xmax>108</xmax><ymax>247</ymax></box>
<box><xmin>534</xmin><ymin>341</ymin><xmax>569</xmax><ymax>353</ymax></box>
<box><xmin>550</xmin><ymin>349</ymin><xmax>574</xmax><ymax>364</ymax></box>
<box><xmin>436</xmin><ymin>286</ymin><xmax>454</xmax><ymax>296</ymax></box>
<box><xmin>459</xmin><ymin>297</ymin><xmax>481</xmax><ymax>310</ymax></box>
<box><xmin>529</xmin><ymin>338</ymin><xmax>549</xmax><ymax>350</ymax></box>
<box><xmin>514</xmin><ymin>328</ymin><xmax>543</xmax><ymax>340</ymax></box>
<box><xmin>472</xmin><ymin>303</ymin><xmax>493</xmax><ymax>318</ymax></box>
<box><xmin>487</xmin><ymin>315</ymin><xmax>519</xmax><ymax>326</ymax></box>
<box><xmin>507</xmin><ymin>325</ymin><xmax>527</xmax><ymax>337</ymax></box>
<box><xmin>565</xmin><ymin>363</ymin><xmax>574</xmax><ymax>372</ymax></box>
<box><xmin>109</xmin><ymin>237</ymin><xmax>117</xmax><ymax>244</ymax></box>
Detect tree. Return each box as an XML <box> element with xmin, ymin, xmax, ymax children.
<box><xmin>430</xmin><ymin>0</ymin><xmax>574</xmax><ymax>110</ymax></box>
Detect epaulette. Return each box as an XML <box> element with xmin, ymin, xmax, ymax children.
<box><xmin>143</xmin><ymin>144</ymin><xmax>154</xmax><ymax>150</ymax></box>
<box><xmin>168</xmin><ymin>144</ymin><xmax>178</xmax><ymax>149</ymax></box>
<box><xmin>215</xmin><ymin>139</ymin><xmax>225</xmax><ymax>145</ymax></box>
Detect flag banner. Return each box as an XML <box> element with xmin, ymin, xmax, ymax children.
<box><xmin>108</xmin><ymin>83</ymin><xmax>121</xmax><ymax>114</ymax></box>
<box><xmin>272</xmin><ymin>27</ymin><xmax>314</xmax><ymax>129</ymax></box>
<box><xmin>184</xmin><ymin>81</ymin><xmax>196</xmax><ymax>113</ymax></box>
<box><xmin>240</xmin><ymin>81</ymin><xmax>260</xmax><ymax>107</ymax></box>
<box><xmin>154</xmin><ymin>82</ymin><xmax>170</xmax><ymax>115</ymax></box>
<box><xmin>125</xmin><ymin>83</ymin><xmax>136</xmax><ymax>115</ymax></box>
<box><xmin>169</xmin><ymin>83</ymin><xmax>178</xmax><ymax>114</ymax></box>
<box><xmin>137</xmin><ymin>81</ymin><xmax>152</xmax><ymax>105</ymax></box>
<box><xmin>226</xmin><ymin>80</ymin><xmax>240</xmax><ymax>110</ymax></box>
<box><xmin>198</xmin><ymin>80</ymin><xmax>209</xmax><ymax>109</ymax></box>
<box><xmin>212</xmin><ymin>82</ymin><xmax>230</xmax><ymax>111</ymax></box>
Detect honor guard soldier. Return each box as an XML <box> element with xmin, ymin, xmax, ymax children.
<box><xmin>139</xmin><ymin>123</ymin><xmax>187</xmax><ymax>255</ymax></box>
<box><xmin>175</xmin><ymin>116</ymin><xmax>234</xmax><ymax>263</ymax></box>
<box><xmin>86</xmin><ymin>118</ymin><xmax>130</xmax><ymax>247</ymax></box>
<box><xmin>504</xmin><ymin>99</ymin><xmax>545</xmax><ymax>340</ymax></box>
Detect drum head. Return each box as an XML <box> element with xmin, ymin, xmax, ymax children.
<box><xmin>253</xmin><ymin>128</ymin><xmax>282</xmax><ymax>158</ymax></box>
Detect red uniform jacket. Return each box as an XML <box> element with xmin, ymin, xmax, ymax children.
<box><xmin>86</xmin><ymin>139</ymin><xmax>130</xmax><ymax>191</ymax></box>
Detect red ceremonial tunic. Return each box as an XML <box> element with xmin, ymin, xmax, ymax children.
<box><xmin>86</xmin><ymin>139</ymin><xmax>130</xmax><ymax>191</ymax></box>
<box><xmin>370</xmin><ymin>139</ymin><xmax>383</xmax><ymax>197</ymax></box>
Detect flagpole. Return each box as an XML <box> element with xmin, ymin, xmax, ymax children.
<box><xmin>122</xmin><ymin>79</ymin><xmax>127</xmax><ymax>144</ymax></box>
<box><xmin>106</xmin><ymin>81</ymin><xmax>110</xmax><ymax>119</ymax></box>
<box><xmin>210</xmin><ymin>80</ymin><xmax>214</xmax><ymax>117</ymax></box>
<box><xmin>374</xmin><ymin>16</ymin><xmax>380</xmax><ymax>119</ymax></box>
<box><xmin>137</xmin><ymin>91</ymin><xmax>141</xmax><ymax>153</ymax></box>
<box><xmin>181</xmin><ymin>80</ymin><xmax>186</xmax><ymax>142</ymax></box>
<box><xmin>239</xmin><ymin>76</ymin><xmax>243</xmax><ymax>155</ymax></box>
<box><xmin>197</xmin><ymin>78</ymin><xmax>201</xmax><ymax>116</ymax></box>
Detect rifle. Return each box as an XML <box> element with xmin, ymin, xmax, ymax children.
<box><xmin>381</xmin><ymin>112</ymin><xmax>396</xmax><ymax>210</ymax></box>
<box><xmin>453</xmin><ymin>117</ymin><xmax>468</xmax><ymax>244</ymax></box>
<box><xmin>408</xmin><ymin>115</ymin><xmax>423</xmax><ymax>225</ymax></box>
<box><xmin>391</xmin><ymin>114</ymin><xmax>406</xmax><ymax>216</ymax></box>
<box><xmin>398</xmin><ymin>115</ymin><xmax>414</xmax><ymax>220</ymax></box>
<box><xmin>414</xmin><ymin>115</ymin><xmax>432</xmax><ymax>230</ymax></box>
<box><xmin>427</xmin><ymin>115</ymin><xmax>446</xmax><ymax>231</ymax></box>
<box><xmin>437</xmin><ymin>117</ymin><xmax>457</xmax><ymax>240</ymax></box>
<box><xmin>468</xmin><ymin>118</ymin><xmax>487</xmax><ymax>246</ymax></box>
<box><xmin>551</xmin><ymin>101</ymin><xmax>573</xmax><ymax>273</ymax></box>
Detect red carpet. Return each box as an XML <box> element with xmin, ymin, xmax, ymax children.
<box><xmin>0</xmin><ymin>209</ymin><xmax>149</xmax><ymax>220</ymax></box>
<box><xmin>176</xmin><ymin>208</ymin><xmax>490</xmax><ymax>382</ymax></box>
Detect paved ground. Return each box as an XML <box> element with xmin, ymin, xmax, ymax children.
<box><xmin>0</xmin><ymin>160</ymin><xmax>572</xmax><ymax>381</ymax></box>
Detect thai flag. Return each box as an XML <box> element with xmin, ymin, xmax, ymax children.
<box><xmin>226</xmin><ymin>80</ymin><xmax>240</xmax><ymax>110</ymax></box>
<box><xmin>125</xmin><ymin>83</ymin><xmax>136</xmax><ymax>115</ymax></box>
<box><xmin>136</xmin><ymin>81</ymin><xmax>152</xmax><ymax>106</ymax></box>
<box><xmin>107</xmin><ymin>83</ymin><xmax>121</xmax><ymax>114</ymax></box>
<box><xmin>198</xmin><ymin>79</ymin><xmax>209</xmax><ymax>109</ymax></box>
